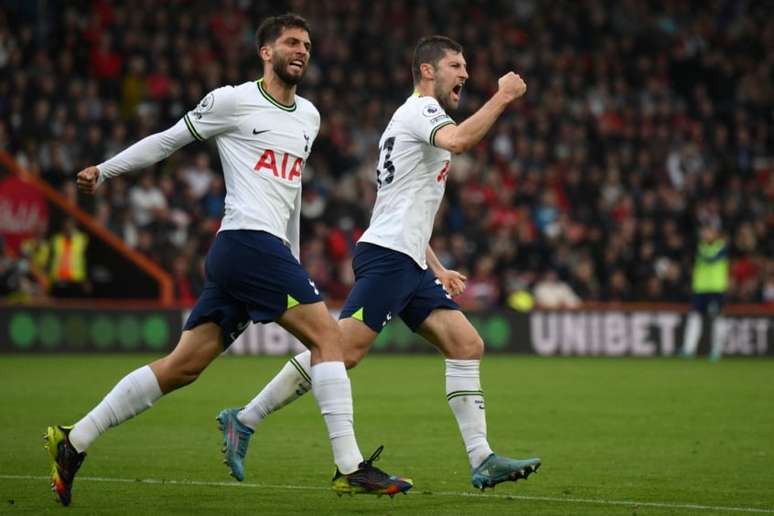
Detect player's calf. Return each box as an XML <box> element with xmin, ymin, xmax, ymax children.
<box><xmin>149</xmin><ymin>323</ymin><xmax>224</xmax><ymax>393</ymax></box>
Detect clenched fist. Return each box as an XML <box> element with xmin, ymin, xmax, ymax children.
<box><xmin>76</xmin><ymin>166</ymin><xmax>101</xmax><ymax>195</ymax></box>
<box><xmin>437</xmin><ymin>269</ymin><xmax>467</xmax><ymax>297</ymax></box>
<box><xmin>497</xmin><ymin>72</ymin><xmax>527</xmax><ymax>103</ymax></box>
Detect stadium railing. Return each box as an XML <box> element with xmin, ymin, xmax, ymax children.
<box><xmin>0</xmin><ymin>150</ymin><xmax>173</xmax><ymax>305</ymax></box>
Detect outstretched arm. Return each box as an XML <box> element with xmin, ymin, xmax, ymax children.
<box><xmin>433</xmin><ymin>72</ymin><xmax>527</xmax><ymax>154</ymax></box>
<box><xmin>77</xmin><ymin>85</ymin><xmax>237</xmax><ymax>194</ymax></box>
<box><xmin>76</xmin><ymin>119</ymin><xmax>195</xmax><ymax>194</ymax></box>
<box><xmin>426</xmin><ymin>245</ymin><xmax>467</xmax><ymax>297</ymax></box>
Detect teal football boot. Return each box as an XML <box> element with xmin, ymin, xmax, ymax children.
<box><xmin>216</xmin><ymin>408</ymin><xmax>254</xmax><ymax>481</ymax></box>
<box><xmin>471</xmin><ymin>454</ymin><xmax>541</xmax><ymax>491</ymax></box>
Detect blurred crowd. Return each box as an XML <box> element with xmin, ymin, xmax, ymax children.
<box><xmin>1</xmin><ymin>0</ymin><xmax>773</xmax><ymax>307</ymax></box>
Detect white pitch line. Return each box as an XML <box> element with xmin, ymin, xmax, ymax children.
<box><xmin>3</xmin><ymin>474</ymin><xmax>773</xmax><ymax>514</ymax></box>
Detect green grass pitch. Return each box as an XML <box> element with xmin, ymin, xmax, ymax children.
<box><xmin>1</xmin><ymin>354</ymin><xmax>773</xmax><ymax>515</ymax></box>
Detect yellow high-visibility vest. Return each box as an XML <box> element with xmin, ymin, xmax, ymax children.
<box><xmin>692</xmin><ymin>239</ymin><xmax>728</xmax><ymax>294</ymax></box>
<box><xmin>49</xmin><ymin>232</ymin><xmax>88</xmax><ymax>283</ymax></box>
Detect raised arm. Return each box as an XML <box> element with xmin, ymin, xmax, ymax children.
<box><xmin>77</xmin><ymin>85</ymin><xmax>237</xmax><ymax>194</ymax></box>
<box><xmin>433</xmin><ymin>72</ymin><xmax>526</xmax><ymax>155</ymax></box>
<box><xmin>76</xmin><ymin>119</ymin><xmax>194</xmax><ymax>194</ymax></box>
<box><xmin>697</xmin><ymin>241</ymin><xmax>729</xmax><ymax>263</ymax></box>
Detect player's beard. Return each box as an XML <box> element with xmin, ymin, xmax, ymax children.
<box><xmin>433</xmin><ymin>81</ymin><xmax>456</xmax><ymax>112</ymax></box>
<box><xmin>273</xmin><ymin>55</ymin><xmax>304</xmax><ymax>86</ymax></box>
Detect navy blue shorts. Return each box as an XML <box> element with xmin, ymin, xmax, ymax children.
<box><xmin>184</xmin><ymin>230</ymin><xmax>322</xmax><ymax>347</ymax></box>
<box><xmin>691</xmin><ymin>293</ymin><xmax>724</xmax><ymax>316</ymax></box>
<box><xmin>339</xmin><ymin>243</ymin><xmax>459</xmax><ymax>333</ymax></box>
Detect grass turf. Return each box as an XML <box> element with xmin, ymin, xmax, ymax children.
<box><xmin>1</xmin><ymin>354</ymin><xmax>773</xmax><ymax>515</ymax></box>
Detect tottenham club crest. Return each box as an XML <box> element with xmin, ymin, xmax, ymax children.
<box><xmin>193</xmin><ymin>92</ymin><xmax>215</xmax><ymax>119</ymax></box>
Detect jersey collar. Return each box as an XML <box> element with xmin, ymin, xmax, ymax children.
<box><xmin>257</xmin><ymin>79</ymin><xmax>297</xmax><ymax>112</ymax></box>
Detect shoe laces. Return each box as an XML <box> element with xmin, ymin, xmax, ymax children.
<box><xmin>362</xmin><ymin>445</ymin><xmax>384</xmax><ymax>468</ymax></box>
<box><xmin>58</xmin><ymin>438</ymin><xmax>85</xmax><ymax>480</ymax></box>
<box><xmin>231</xmin><ymin>422</ymin><xmax>251</xmax><ymax>457</ymax></box>
<box><xmin>355</xmin><ymin>445</ymin><xmax>396</xmax><ymax>484</ymax></box>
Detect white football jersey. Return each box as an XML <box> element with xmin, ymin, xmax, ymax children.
<box><xmin>185</xmin><ymin>80</ymin><xmax>319</xmax><ymax>245</ymax></box>
<box><xmin>358</xmin><ymin>93</ymin><xmax>455</xmax><ymax>268</ymax></box>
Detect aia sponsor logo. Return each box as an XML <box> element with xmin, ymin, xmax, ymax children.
<box><xmin>254</xmin><ymin>149</ymin><xmax>304</xmax><ymax>181</ymax></box>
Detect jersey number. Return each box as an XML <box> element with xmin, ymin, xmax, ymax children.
<box><xmin>376</xmin><ymin>137</ymin><xmax>396</xmax><ymax>188</ymax></box>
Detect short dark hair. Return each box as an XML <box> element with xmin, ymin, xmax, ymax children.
<box><xmin>256</xmin><ymin>13</ymin><xmax>310</xmax><ymax>51</ymax></box>
<box><xmin>412</xmin><ymin>35</ymin><xmax>463</xmax><ymax>84</ymax></box>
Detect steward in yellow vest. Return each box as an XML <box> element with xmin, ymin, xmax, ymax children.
<box><xmin>681</xmin><ymin>223</ymin><xmax>729</xmax><ymax>361</ymax></box>
<box><xmin>49</xmin><ymin>218</ymin><xmax>89</xmax><ymax>297</ymax></box>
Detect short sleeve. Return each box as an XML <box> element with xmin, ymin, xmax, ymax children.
<box><xmin>183</xmin><ymin>86</ymin><xmax>238</xmax><ymax>141</ymax></box>
<box><xmin>407</xmin><ymin>97</ymin><xmax>456</xmax><ymax>147</ymax></box>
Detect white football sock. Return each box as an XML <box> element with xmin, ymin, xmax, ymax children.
<box><xmin>238</xmin><ymin>351</ymin><xmax>312</xmax><ymax>429</ymax></box>
<box><xmin>710</xmin><ymin>317</ymin><xmax>727</xmax><ymax>358</ymax></box>
<box><xmin>446</xmin><ymin>359</ymin><xmax>493</xmax><ymax>470</ymax></box>
<box><xmin>311</xmin><ymin>361</ymin><xmax>363</xmax><ymax>474</ymax></box>
<box><xmin>683</xmin><ymin>312</ymin><xmax>703</xmax><ymax>356</ymax></box>
<box><xmin>69</xmin><ymin>365</ymin><xmax>162</xmax><ymax>453</ymax></box>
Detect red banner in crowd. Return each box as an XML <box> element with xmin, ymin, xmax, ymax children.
<box><xmin>0</xmin><ymin>175</ymin><xmax>49</xmax><ymax>255</ymax></box>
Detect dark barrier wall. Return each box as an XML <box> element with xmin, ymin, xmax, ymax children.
<box><xmin>524</xmin><ymin>311</ymin><xmax>771</xmax><ymax>356</ymax></box>
<box><xmin>1</xmin><ymin>306</ymin><xmax>180</xmax><ymax>353</ymax></box>
<box><xmin>225</xmin><ymin>309</ymin><xmax>773</xmax><ymax>357</ymax></box>
<box><xmin>2</xmin><ymin>306</ymin><xmax>771</xmax><ymax>356</ymax></box>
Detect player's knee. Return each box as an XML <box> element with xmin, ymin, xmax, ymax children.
<box><xmin>157</xmin><ymin>354</ymin><xmax>207</xmax><ymax>390</ymax></box>
<box><xmin>343</xmin><ymin>348</ymin><xmax>365</xmax><ymax>369</ymax></box>
<box><xmin>307</xmin><ymin>320</ymin><xmax>344</xmax><ymax>352</ymax></box>
<box><xmin>175</xmin><ymin>364</ymin><xmax>204</xmax><ymax>387</ymax></box>
<box><xmin>448</xmin><ymin>332</ymin><xmax>484</xmax><ymax>360</ymax></box>
<box><xmin>464</xmin><ymin>334</ymin><xmax>485</xmax><ymax>358</ymax></box>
